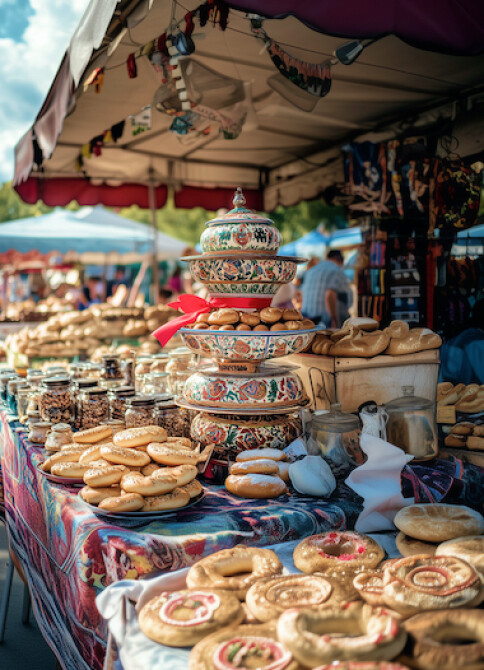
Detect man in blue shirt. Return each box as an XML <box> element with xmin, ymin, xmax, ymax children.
<box><xmin>301</xmin><ymin>250</ymin><xmax>352</xmax><ymax>328</ymax></box>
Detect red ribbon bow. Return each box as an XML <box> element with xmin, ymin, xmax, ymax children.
<box><xmin>152</xmin><ymin>293</ymin><xmax>273</xmax><ymax>347</ymax></box>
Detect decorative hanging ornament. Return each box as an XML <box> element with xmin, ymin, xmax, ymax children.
<box><xmin>251</xmin><ymin>21</ymin><xmax>332</xmax><ymax>99</ymax></box>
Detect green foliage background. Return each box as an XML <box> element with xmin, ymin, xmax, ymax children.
<box><xmin>0</xmin><ymin>181</ymin><xmax>347</xmax><ymax>247</ymax></box>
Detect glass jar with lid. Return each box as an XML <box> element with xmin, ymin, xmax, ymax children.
<box><xmin>44</xmin><ymin>423</ymin><xmax>74</xmax><ymax>452</ymax></box>
<box><xmin>40</xmin><ymin>376</ymin><xmax>73</xmax><ymax>425</ymax></box>
<box><xmin>150</xmin><ymin>354</ymin><xmax>169</xmax><ymax>373</ymax></box>
<box><xmin>166</xmin><ymin>348</ymin><xmax>195</xmax><ymax>392</ymax></box>
<box><xmin>154</xmin><ymin>396</ymin><xmax>185</xmax><ymax>435</ymax></box>
<box><xmin>108</xmin><ymin>386</ymin><xmax>135</xmax><ymax>421</ymax></box>
<box><xmin>125</xmin><ymin>395</ymin><xmax>156</xmax><ymax>428</ymax></box>
<box><xmin>45</xmin><ymin>366</ymin><xmax>67</xmax><ymax>376</ymax></box>
<box><xmin>174</xmin><ymin>369</ymin><xmax>193</xmax><ymax>396</ymax></box>
<box><xmin>17</xmin><ymin>384</ymin><xmax>32</xmax><ymax>420</ymax></box>
<box><xmin>8</xmin><ymin>378</ymin><xmax>25</xmax><ymax>414</ymax></box>
<box><xmin>0</xmin><ymin>372</ymin><xmax>17</xmax><ymax>403</ymax></box>
<box><xmin>384</xmin><ymin>385</ymin><xmax>438</xmax><ymax>461</ymax></box>
<box><xmin>134</xmin><ymin>355</ymin><xmax>157</xmax><ymax>391</ymax></box>
<box><xmin>27</xmin><ymin>369</ymin><xmax>45</xmax><ymax>389</ymax></box>
<box><xmin>141</xmin><ymin>372</ymin><xmax>169</xmax><ymax>395</ymax></box>
<box><xmin>311</xmin><ymin>403</ymin><xmax>363</xmax><ymax>475</ymax></box>
<box><xmin>77</xmin><ymin>387</ymin><xmax>109</xmax><ymax>429</ymax></box>
<box><xmin>101</xmin><ymin>354</ymin><xmax>123</xmax><ymax>381</ymax></box>
<box><xmin>73</xmin><ymin>378</ymin><xmax>98</xmax><ymax>428</ymax></box>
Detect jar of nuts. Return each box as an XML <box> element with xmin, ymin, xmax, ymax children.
<box><xmin>40</xmin><ymin>376</ymin><xmax>73</xmax><ymax>425</ymax></box>
<box><xmin>108</xmin><ymin>386</ymin><xmax>135</xmax><ymax>420</ymax></box>
<box><xmin>125</xmin><ymin>395</ymin><xmax>155</xmax><ymax>428</ymax></box>
<box><xmin>77</xmin><ymin>387</ymin><xmax>109</xmax><ymax>429</ymax></box>
<box><xmin>154</xmin><ymin>397</ymin><xmax>186</xmax><ymax>436</ymax></box>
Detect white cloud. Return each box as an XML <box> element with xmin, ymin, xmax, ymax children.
<box><xmin>0</xmin><ymin>0</ymin><xmax>90</xmax><ymax>183</ymax></box>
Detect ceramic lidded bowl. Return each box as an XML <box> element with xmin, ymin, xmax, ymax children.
<box><xmin>180</xmin><ymin>327</ymin><xmax>318</xmax><ymax>362</ymax></box>
<box><xmin>191</xmin><ymin>412</ymin><xmax>302</xmax><ymax>451</ymax></box>
<box><xmin>200</xmin><ymin>188</ymin><xmax>281</xmax><ymax>255</ymax></box>
<box><xmin>182</xmin><ymin>365</ymin><xmax>306</xmax><ymax>409</ymax></box>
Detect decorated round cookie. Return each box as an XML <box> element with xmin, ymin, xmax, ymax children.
<box><xmin>382</xmin><ymin>554</ymin><xmax>481</xmax><ymax>616</ymax></box>
<box><xmin>186</xmin><ymin>546</ymin><xmax>283</xmax><ymax>600</ymax></box>
<box><xmin>182</xmin><ymin>366</ymin><xmax>306</xmax><ymax>410</ymax></box>
<box><xmin>293</xmin><ymin>532</ymin><xmax>385</xmax><ymax>575</ymax></box>
<box><xmin>189</xmin><ymin>623</ymin><xmax>302</xmax><ymax>670</ymax></box>
<box><xmin>277</xmin><ymin>602</ymin><xmax>407</xmax><ymax>667</ymax></box>
<box><xmin>138</xmin><ymin>589</ymin><xmax>244</xmax><ymax>647</ymax></box>
<box><xmin>246</xmin><ymin>575</ymin><xmax>337</xmax><ymax>622</ymax></box>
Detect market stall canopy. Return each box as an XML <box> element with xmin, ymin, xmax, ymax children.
<box><xmin>0</xmin><ymin>206</ymin><xmax>188</xmax><ymax>264</ymax></box>
<box><xmin>14</xmin><ymin>0</ymin><xmax>484</xmax><ymax>211</ymax></box>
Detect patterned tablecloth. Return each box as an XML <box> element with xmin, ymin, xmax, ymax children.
<box><xmin>1</xmin><ymin>409</ymin><xmax>482</xmax><ymax>670</ymax></box>
<box><xmin>0</xmin><ymin>412</ymin><xmax>354</xmax><ymax>670</ymax></box>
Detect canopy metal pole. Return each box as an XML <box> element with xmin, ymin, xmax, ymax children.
<box><xmin>148</xmin><ymin>172</ymin><xmax>159</xmax><ymax>305</ymax></box>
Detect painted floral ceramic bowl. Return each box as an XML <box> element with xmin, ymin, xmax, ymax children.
<box><xmin>200</xmin><ymin>187</ymin><xmax>281</xmax><ymax>255</ymax></box>
<box><xmin>180</xmin><ymin>327</ymin><xmax>318</xmax><ymax>363</ymax></box>
<box><xmin>200</xmin><ymin>222</ymin><xmax>281</xmax><ymax>256</ymax></box>
<box><xmin>191</xmin><ymin>412</ymin><xmax>302</xmax><ymax>452</ymax></box>
<box><xmin>183</xmin><ymin>255</ymin><xmax>304</xmax><ymax>296</ymax></box>
<box><xmin>182</xmin><ymin>365</ymin><xmax>306</xmax><ymax>409</ymax></box>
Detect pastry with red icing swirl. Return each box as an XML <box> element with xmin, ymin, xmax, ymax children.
<box><xmin>189</xmin><ymin>623</ymin><xmax>301</xmax><ymax>670</ymax></box>
<box><xmin>139</xmin><ymin>589</ymin><xmax>244</xmax><ymax>647</ymax></box>
<box><xmin>382</xmin><ymin>554</ymin><xmax>482</xmax><ymax>616</ymax></box>
<box><xmin>293</xmin><ymin>532</ymin><xmax>384</xmax><ymax>575</ymax></box>
<box><xmin>277</xmin><ymin>602</ymin><xmax>406</xmax><ymax>666</ymax></box>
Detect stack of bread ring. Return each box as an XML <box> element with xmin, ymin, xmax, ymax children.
<box><xmin>311</xmin><ymin>318</ymin><xmax>442</xmax><ymax>358</ymax></box>
<box><xmin>135</xmin><ymin>527</ymin><xmax>484</xmax><ymax>669</ymax></box>
<box><xmin>224</xmin><ymin>448</ymin><xmax>290</xmax><ymax>499</ymax></box>
<box><xmin>135</xmin><ymin>533</ymin><xmax>407</xmax><ymax>669</ymax></box>
<box><xmin>185</xmin><ymin>307</ymin><xmax>315</xmax><ymax>332</ymax></box>
<box><xmin>41</xmin><ymin>424</ymin><xmax>206</xmax><ymax>513</ymax></box>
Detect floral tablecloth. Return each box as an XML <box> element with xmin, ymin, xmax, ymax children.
<box><xmin>1</xmin><ymin>408</ymin><xmax>482</xmax><ymax>670</ymax></box>
<box><xmin>0</xmin><ymin>412</ymin><xmax>351</xmax><ymax>670</ymax></box>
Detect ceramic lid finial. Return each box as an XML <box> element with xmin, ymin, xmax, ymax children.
<box><xmin>233</xmin><ymin>187</ymin><xmax>246</xmax><ymax>208</ymax></box>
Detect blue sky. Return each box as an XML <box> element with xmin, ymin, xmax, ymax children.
<box><xmin>0</xmin><ymin>0</ymin><xmax>90</xmax><ymax>183</ymax></box>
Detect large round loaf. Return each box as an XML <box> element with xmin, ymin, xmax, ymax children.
<box><xmin>394</xmin><ymin>504</ymin><xmax>484</xmax><ymax>543</ymax></box>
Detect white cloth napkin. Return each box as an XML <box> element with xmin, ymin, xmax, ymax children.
<box><xmin>345</xmin><ymin>433</ymin><xmax>414</xmax><ymax>533</ymax></box>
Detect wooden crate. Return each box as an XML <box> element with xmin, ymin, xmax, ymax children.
<box><xmin>283</xmin><ymin>350</ymin><xmax>440</xmax><ymax>413</ymax></box>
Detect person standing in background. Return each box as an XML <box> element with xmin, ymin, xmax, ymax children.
<box><xmin>301</xmin><ymin>250</ymin><xmax>352</xmax><ymax>328</ymax></box>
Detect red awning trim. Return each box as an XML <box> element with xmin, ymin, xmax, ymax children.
<box><xmin>14</xmin><ymin>178</ymin><xmax>168</xmax><ymax>209</ymax></box>
<box><xmin>173</xmin><ymin>185</ymin><xmax>263</xmax><ymax>211</ymax></box>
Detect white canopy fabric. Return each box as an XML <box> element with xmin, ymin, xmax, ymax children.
<box><xmin>0</xmin><ymin>206</ymin><xmax>187</xmax><ymax>263</ymax></box>
<box><xmin>14</xmin><ymin>0</ymin><xmax>484</xmax><ymax>211</ymax></box>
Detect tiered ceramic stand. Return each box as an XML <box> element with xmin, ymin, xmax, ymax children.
<box><xmin>176</xmin><ymin>189</ymin><xmax>319</xmax><ymax>481</ymax></box>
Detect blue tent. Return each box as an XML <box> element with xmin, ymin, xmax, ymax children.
<box><xmin>279</xmin><ymin>227</ymin><xmax>362</xmax><ymax>258</ymax></box>
<box><xmin>0</xmin><ymin>206</ymin><xmax>186</xmax><ymax>262</ymax></box>
<box><xmin>278</xmin><ymin>229</ymin><xmax>329</xmax><ymax>258</ymax></box>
